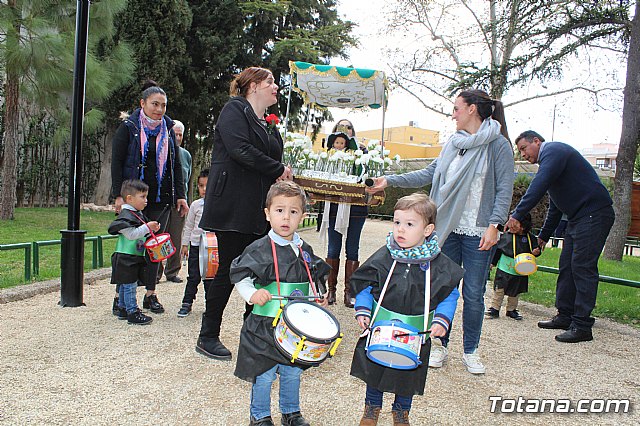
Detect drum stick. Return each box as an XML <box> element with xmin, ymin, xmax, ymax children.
<box><xmin>394</xmin><ymin>331</ymin><xmax>429</xmax><ymax>337</ymax></box>
<box><xmin>271</xmin><ymin>295</ymin><xmax>324</xmax><ymax>301</ymax></box>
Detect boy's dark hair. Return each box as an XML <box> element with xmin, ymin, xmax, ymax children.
<box><xmin>265</xmin><ymin>181</ymin><xmax>307</xmax><ymax>210</ymax></box>
<box><xmin>121</xmin><ymin>179</ymin><xmax>148</xmax><ymax>199</ymax></box>
<box><xmin>198</xmin><ymin>168</ymin><xmax>209</xmax><ymax>180</ymax></box>
<box><xmin>510</xmin><ymin>210</ymin><xmax>533</xmax><ymax>233</ymax></box>
<box><xmin>394</xmin><ymin>192</ymin><xmax>437</xmax><ymax>226</ymax></box>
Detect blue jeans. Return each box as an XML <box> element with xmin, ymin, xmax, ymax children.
<box><xmin>440</xmin><ymin>233</ymin><xmax>495</xmax><ymax>354</ymax></box>
<box><xmin>365</xmin><ymin>385</ymin><xmax>413</xmax><ymax>411</ymax></box>
<box><xmin>118</xmin><ymin>282</ymin><xmax>138</xmax><ymax>314</ymax></box>
<box><xmin>250</xmin><ymin>364</ymin><xmax>303</xmax><ymax>420</ymax></box>
<box><xmin>327</xmin><ymin>204</ymin><xmax>367</xmax><ymax>260</ymax></box>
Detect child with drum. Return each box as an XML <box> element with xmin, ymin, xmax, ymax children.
<box><xmin>108</xmin><ymin>179</ymin><xmax>160</xmax><ymax>325</ymax></box>
<box><xmin>486</xmin><ymin>212</ymin><xmax>541</xmax><ymax>320</ymax></box>
<box><xmin>231</xmin><ymin>181</ymin><xmax>331</xmax><ymax>426</ymax></box>
<box><xmin>177</xmin><ymin>169</ymin><xmax>209</xmax><ymax>317</ymax></box>
<box><xmin>350</xmin><ymin>193</ymin><xmax>463</xmax><ymax>425</ymax></box>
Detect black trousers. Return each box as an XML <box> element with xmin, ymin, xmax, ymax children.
<box><xmin>556</xmin><ymin>206</ymin><xmax>614</xmax><ymax>330</ymax></box>
<box><xmin>198</xmin><ymin>231</ymin><xmax>262</xmax><ymax>339</ymax></box>
<box><xmin>182</xmin><ymin>244</ymin><xmax>211</xmax><ymax>305</ymax></box>
<box><xmin>142</xmin><ymin>203</ymin><xmax>171</xmax><ymax>291</ymax></box>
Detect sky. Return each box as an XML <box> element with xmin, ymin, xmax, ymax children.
<box><xmin>324</xmin><ymin>0</ymin><xmax>628</xmax><ymax>151</ymax></box>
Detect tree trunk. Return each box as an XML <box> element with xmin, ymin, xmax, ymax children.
<box><xmin>93</xmin><ymin>126</ymin><xmax>115</xmax><ymax>205</ymax></box>
<box><xmin>603</xmin><ymin>2</ymin><xmax>640</xmax><ymax>261</ymax></box>
<box><xmin>1</xmin><ymin>69</ymin><xmax>20</xmax><ymax>219</ymax></box>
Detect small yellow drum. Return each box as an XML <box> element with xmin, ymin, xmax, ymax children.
<box><xmin>513</xmin><ymin>234</ymin><xmax>536</xmax><ymax>275</ymax></box>
<box><xmin>514</xmin><ymin>253</ymin><xmax>537</xmax><ymax>275</ymax></box>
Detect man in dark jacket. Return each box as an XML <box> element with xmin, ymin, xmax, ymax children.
<box><xmin>506</xmin><ymin>130</ymin><xmax>614</xmax><ymax>343</ymax></box>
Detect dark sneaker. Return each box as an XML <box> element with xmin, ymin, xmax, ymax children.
<box><xmin>281</xmin><ymin>412</ymin><xmax>310</xmax><ymax>426</ymax></box>
<box><xmin>127</xmin><ymin>309</ymin><xmax>153</xmax><ymax>325</ymax></box>
<box><xmin>485</xmin><ymin>307</ymin><xmax>500</xmax><ymax>319</ymax></box>
<box><xmin>249</xmin><ymin>416</ymin><xmax>275</xmax><ymax>426</ymax></box>
<box><xmin>177</xmin><ymin>303</ymin><xmax>192</xmax><ymax>318</ymax></box>
<box><xmin>117</xmin><ymin>307</ymin><xmax>128</xmax><ymax>320</ymax></box>
<box><xmin>166</xmin><ymin>275</ymin><xmax>183</xmax><ymax>283</ymax></box>
<box><xmin>143</xmin><ymin>294</ymin><xmax>165</xmax><ymax>313</ymax></box>
<box><xmin>195</xmin><ymin>337</ymin><xmax>232</xmax><ymax>360</ymax></box>
<box><xmin>506</xmin><ymin>309</ymin><xmax>523</xmax><ymax>320</ymax></box>
<box><xmin>112</xmin><ymin>297</ymin><xmax>120</xmax><ymax>316</ymax></box>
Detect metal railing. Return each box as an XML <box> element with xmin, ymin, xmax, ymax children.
<box><xmin>1</xmin><ymin>235</ymin><xmax>118</xmax><ymax>282</ymax></box>
<box><xmin>536</xmin><ymin>265</ymin><xmax>640</xmax><ymax>289</ymax></box>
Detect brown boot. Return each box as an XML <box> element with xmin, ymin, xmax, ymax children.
<box><xmin>359</xmin><ymin>403</ymin><xmax>381</xmax><ymax>426</ymax></box>
<box><xmin>392</xmin><ymin>406</ymin><xmax>410</xmax><ymax>425</ymax></box>
<box><xmin>344</xmin><ymin>260</ymin><xmax>359</xmax><ymax>308</ymax></box>
<box><xmin>325</xmin><ymin>258</ymin><xmax>339</xmax><ymax>305</ymax></box>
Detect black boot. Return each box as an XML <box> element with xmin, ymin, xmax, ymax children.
<box><xmin>196</xmin><ymin>313</ymin><xmax>232</xmax><ymax>360</ymax></box>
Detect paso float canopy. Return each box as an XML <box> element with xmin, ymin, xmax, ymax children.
<box><xmin>284</xmin><ymin>61</ymin><xmax>389</xmax><ymax>146</ymax></box>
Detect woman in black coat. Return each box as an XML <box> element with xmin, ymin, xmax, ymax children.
<box><xmin>196</xmin><ymin>67</ymin><xmax>291</xmax><ymax>360</ymax></box>
<box><xmin>110</xmin><ymin>81</ymin><xmax>188</xmax><ymax>315</ymax></box>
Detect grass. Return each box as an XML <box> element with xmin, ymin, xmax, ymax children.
<box><xmin>492</xmin><ymin>247</ymin><xmax>640</xmax><ymax>328</ymax></box>
<box><xmin>0</xmin><ymin>208</ymin><xmax>119</xmax><ymax>288</ymax></box>
<box><xmin>0</xmin><ymin>207</ymin><xmax>318</xmax><ymax>289</ymax></box>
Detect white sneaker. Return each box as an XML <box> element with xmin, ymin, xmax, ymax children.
<box><xmin>462</xmin><ymin>350</ymin><xmax>486</xmax><ymax>374</ymax></box>
<box><xmin>428</xmin><ymin>344</ymin><xmax>448</xmax><ymax>368</ymax></box>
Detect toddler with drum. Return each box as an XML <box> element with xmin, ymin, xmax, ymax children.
<box><xmin>486</xmin><ymin>212</ymin><xmax>541</xmax><ymax>321</ymax></box>
<box><xmin>350</xmin><ymin>193</ymin><xmax>463</xmax><ymax>425</ymax></box>
<box><xmin>108</xmin><ymin>179</ymin><xmax>160</xmax><ymax>325</ymax></box>
<box><xmin>231</xmin><ymin>181</ymin><xmax>331</xmax><ymax>426</ymax></box>
<box><xmin>177</xmin><ymin>169</ymin><xmax>210</xmax><ymax>317</ymax></box>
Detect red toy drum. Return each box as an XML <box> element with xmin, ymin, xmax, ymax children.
<box><xmin>144</xmin><ymin>233</ymin><xmax>176</xmax><ymax>263</ymax></box>
<box><xmin>199</xmin><ymin>231</ymin><xmax>219</xmax><ymax>279</ymax></box>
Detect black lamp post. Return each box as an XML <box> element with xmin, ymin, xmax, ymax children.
<box><xmin>60</xmin><ymin>0</ymin><xmax>91</xmax><ymax>307</ymax></box>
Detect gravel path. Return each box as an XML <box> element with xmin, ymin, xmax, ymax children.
<box><xmin>1</xmin><ymin>219</ymin><xmax>638</xmax><ymax>425</ymax></box>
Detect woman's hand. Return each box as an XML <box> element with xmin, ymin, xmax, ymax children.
<box><xmin>250</xmin><ymin>289</ymin><xmax>272</xmax><ymax>306</ymax></box>
<box><xmin>277</xmin><ymin>165</ymin><xmax>293</xmax><ymax>182</ymax></box>
<box><xmin>429</xmin><ymin>323</ymin><xmax>446</xmax><ymax>337</ymax></box>
<box><xmin>176</xmin><ymin>199</ymin><xmax>189</xmax><ymax>217</ymax></box>
<box><xmin>478</xmin><ymin>225</ymin><xmax>499</xmax><ymax>250</ymax></box>
<box><xmin>365</xmin><ymin>176</ymin><xmax>388</xmax><ymax>193</ymax></box>
<box><xmin>114</xmin><ymin>196</ymin><xmax>124</xmax><ymax>214</ymax></box>
<box><xmin>356</xmin><ymin>315</ymin><xmax>370</xmax><ymax>330</ymax></box>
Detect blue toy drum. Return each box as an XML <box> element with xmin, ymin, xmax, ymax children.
<box><xmin>365</xmin><ymin>319</ymin><xmax>423</xmax><ymax>370</ymax></box>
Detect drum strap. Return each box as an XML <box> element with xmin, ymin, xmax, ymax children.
<box><xmin>512</xmin><ymin>234</ymin><xmax>533</xmax><ymax>256</ymax></box>
<box><xmin>270</xmin><ymin>239</ymin><xmax>319</xmax><ymax>300</ymax></box>
<box><xmin>370</xmin><ymin>261</ymin><xmax>432</xmax><ymax>339</ymax></box>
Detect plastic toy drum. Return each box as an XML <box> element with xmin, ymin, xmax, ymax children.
<box><xmin>144</xmin><ymin>233</ymin><xmax>176</xmax><ymax>263</ymax></box>
<box><xmin>199</xmin><ymin>231</ymin><xmax>219</xmax><ymax>279</ymax></box>
<box><xmin>514</xmin><ymin>253</ymin><xmax>537</xmax><ymax>275</ymax></box>
<box><xmin>274</xmin><ymin>300</ymin><xmax>342</xmax><ymax>366</ymax></box>
<box><xmin>365</xmin><ymin>320</ymin><xmax>423</xmax><ymax>370</ymax></box>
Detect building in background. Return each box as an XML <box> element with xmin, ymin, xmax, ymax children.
<box><xmin>581</xmin><ymin>142</ymin><xmax>618</xmax><ymax>171</ymax></box>
<box><xmin>310</xmin><ymin>121</ymin><xmax>442</xmax><ymax>159</ymax></box>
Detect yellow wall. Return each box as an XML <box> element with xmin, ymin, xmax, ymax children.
<box><xmin>305</xmin><ymin>125</ymin><xmax>442</xmax><ymax>159</ymax></box>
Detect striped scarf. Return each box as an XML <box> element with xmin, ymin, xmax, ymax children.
<box><xmin>139</xmin><ymin>109</ymin><xmax>169</xmax><ymax>202</ymax></box>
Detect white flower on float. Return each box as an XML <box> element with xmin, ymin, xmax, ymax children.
<box><xmin>354</xmin><ymin>149</ymin><xmax>363</xmax><ymax>157</ymax></box>
<box><xmin>302</xmin><ymin>148</ymin><xmax>311</xmax><ymax>155</ymax></box>
<box><xmin>360</xmin><ymin>153</ymin><xmax>371</xmax><ymax>163</ymax></box>
<box><xmin>369</xmin><ymin>149</ymin><xmax>380</xmax><ymax>157</ymax></box>
<box><xmin>383</xmin><ymin>149</ymin><xmax>391</xmax><ymax>156</ymax></box>
<box><xmin>284</xmin><ymin>141</ymin><xmax>294</xmax><ymax>149</ymax></box>
<box><xmin>319</xmin><ymin>151</ymin><xmax>328</xmax><ymax>159</ymax></box>
<box><xmin>394</xmin><ymin>154</ymin><xmax>402</xmax><ymax>165</ymax></box>
<box><xmin>355</xmin><ymin>158</ymin><xmax>362</xmax><ymax>165</ymax></box>
<box><xmin>384</xmin><ymin>157</ymin><xmax>393</xmax><ymax>166</ymax></box>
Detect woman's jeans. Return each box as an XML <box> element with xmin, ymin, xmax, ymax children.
<box><xmin>118</xmin><ymin>282</ymin><xmax>138</xmax><ymax>314</ymax></box>
<box><xmin>439</xmin><ymin>232</ymin><xmax>495</xmax><ymax>354</ymax></box>
<box><xmin>250</xmin><ymin>364</ymin><xmax>303</xmax><ymax>420</ymax></box>
<box><xmin>365</xmin><ymin>385</ymin><xmax>413</xmax><ymax>411</ymax></box>
<box><xmin>327</xmin><ymin>205</ymin><xmax>367</xmax><ymax>260</ymax></box>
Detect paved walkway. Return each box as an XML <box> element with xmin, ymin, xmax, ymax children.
<box><xmin>1</xmin><ymin>220</ymin><xmax>638</xmax><ymax>425</ymax></box>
